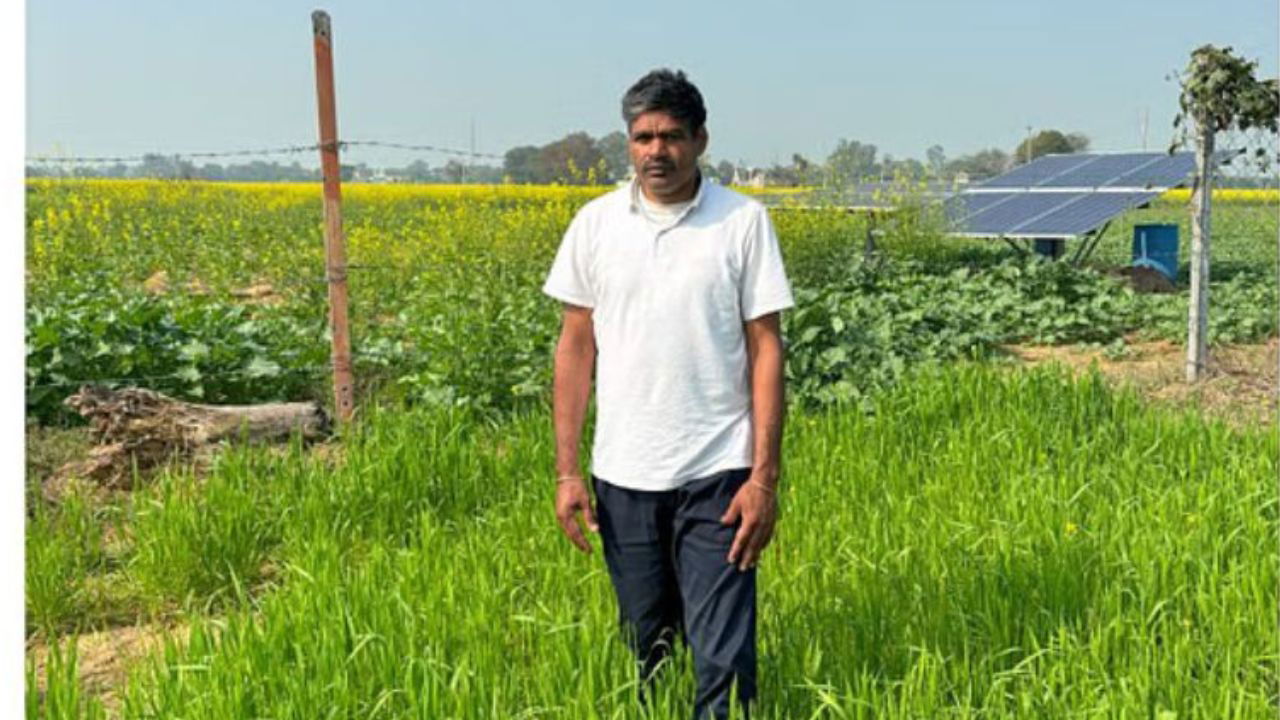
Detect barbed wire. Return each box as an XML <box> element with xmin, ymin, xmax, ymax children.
<box><xmin>25</xmin><ymin>144</ymin><xmax>322</xmax><ymax>165</ymax></box>
<box><xmin>341</xmin><ymin>139</ymin><xmax>502</xmax><ymax>161</ymax></box>
<box><xmin>25</xmin><ymin>137</ymin><xmax>502</xmax><ymax>166</ymax></box>
<box><xmin>1216</xmin><ymin>128</ymin><xmax>1280</xmax><ymax>182</ymax></box>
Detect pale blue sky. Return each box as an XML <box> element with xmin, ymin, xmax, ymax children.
<box><xmin>26</xmin><ymin>0</ymin><xmax>1279</xmax><ymax>168</ymax></box>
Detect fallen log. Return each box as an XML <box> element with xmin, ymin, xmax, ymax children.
<box><xmin>45</xmin><ymin>386</ymin><xmax>330</xmax><ymax>502</ymax></box>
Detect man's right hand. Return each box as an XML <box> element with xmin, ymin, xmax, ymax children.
<box><xmin>555</xmin><ymin>479</ymin><xmax>598</xmax><ymax>554</ymax></box>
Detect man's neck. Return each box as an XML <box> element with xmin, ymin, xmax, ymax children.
<box><xmin>639</xmin><ymin>172</ymin><xmax>701</xmax><ymax>206</ymax></box>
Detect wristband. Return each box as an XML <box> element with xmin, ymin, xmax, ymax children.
<box><xmin>557</xmin><ymin>474</ymin><xmax>585</xmax><ymax>484</ymax></box>
<box><xmin>749</xmin><ymin>479</ymin><xmax>777</xmax><ymax>495</ymax></box>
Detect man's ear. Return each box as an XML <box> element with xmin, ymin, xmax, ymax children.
<box><xmin>695</xmin><ymin>126</ymin><xmax>709</xmax><ymax>157</ymax></box>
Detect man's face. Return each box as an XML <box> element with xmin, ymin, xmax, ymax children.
<box><xmin>628</xmin><ymin>110</ymin><xmax>708</xmax><ymax>203</ymax></box>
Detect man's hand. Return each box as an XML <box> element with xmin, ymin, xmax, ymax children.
<box><xmin>721</xmin><ymin>475</ymin><xmax>778</xmax><ymax>571</ymax></box>
<box><xmin>555</xmin><ymin>479</ymin><xmax>598</xmax><ymax>554</ymax></box>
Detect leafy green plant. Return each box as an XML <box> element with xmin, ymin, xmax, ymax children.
<box><xmin>25</xmin><ymin>289</ymin><xmax>328</xmax><ymax>424</ymax></box>
<box><xmin>24</xmin><ymin>182</ymin><xmax>1278</xmax><ymax>425</ymax></box>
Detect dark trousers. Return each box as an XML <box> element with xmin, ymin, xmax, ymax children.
<box><xmin>594</xmin><ymin>468</ymin><xmax>757</xmax><ymax>720</ymax></box>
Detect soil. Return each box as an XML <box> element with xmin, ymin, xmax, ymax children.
<box><xmin>1002</xmin><ymin>336</ymin><xmax>1278</xmax><ymax>429</ymax></box>
<box><xmin>27</xmin><ymin>622</ymin><xmax>184</xmax><ymax>717</ymax></box>
<box><xmin>1110</xmin><ymin>265</ymin><xmax>1178</xmax><ymax>294</ymax></box>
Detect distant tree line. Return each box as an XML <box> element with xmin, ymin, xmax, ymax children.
<box><xmin>24</xmin><ymin>153</ymin><xmax>508</xmax><ymax>184</ymax></box>
<box><xmin>763</xmin><ymin>129</ymin><xmax>1092</xmax><ymax>188</ymax></box>
<box><xmin>25</xmin><ymin>154</ymin><xmax>322</xmax><ymax>182</ymax></box>
<box><xmin>27</xmin><ymin>128</ymin><xmax>1096</xmax><ymax>186</ymax></box>
<box><xmin>502</xmin><ymin>131</ymin><xmax>630</xmax><ymax>184</ymax></box>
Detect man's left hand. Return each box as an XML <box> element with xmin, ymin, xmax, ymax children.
<box><xmin>720</xmin><ymin>474</ymin><xmax>778</xmax><ymax>572</ymax></box>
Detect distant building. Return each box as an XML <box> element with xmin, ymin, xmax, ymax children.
<box><xmin>732</xmin><ymin>166</ymin><xmax>766</xmax><ymax>188</ymax></box>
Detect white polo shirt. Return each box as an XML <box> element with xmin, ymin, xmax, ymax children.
<box><xmin>543</xmin><ymin>178</ymin><xmax>794</xmax><ymax>491</ymax></box>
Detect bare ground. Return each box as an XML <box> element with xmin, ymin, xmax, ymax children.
<box><xmin>1002</xmin><ymin>336</ymin><xmax>1278</xmax><ymax>428</ymax></box>
<box><xmin>27</xmin><ymin>622</ymin><xmax>185</xmax><ymax>717</ymax></box>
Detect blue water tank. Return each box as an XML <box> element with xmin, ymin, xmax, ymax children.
<box><xmin>1132</xmin><ymin>224</ymin><xmax>1179</xmax><ymax>283</ymax></box>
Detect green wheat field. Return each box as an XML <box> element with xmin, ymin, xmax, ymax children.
<box><xmin>25</xmin><ymin>180</ymin><xmax>1279</xmax><ymax>718</ymax></box>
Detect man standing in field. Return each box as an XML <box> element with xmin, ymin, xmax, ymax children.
<box><xmin>543</xmin><ymin>69</ymin><xmax>793</xmax><ymax>720</ymax></box>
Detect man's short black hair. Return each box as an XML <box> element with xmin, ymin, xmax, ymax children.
<box><xmin>621</xmin><ymin>69</ymin><xmax>707</xmax><ymax>134</ymax></box>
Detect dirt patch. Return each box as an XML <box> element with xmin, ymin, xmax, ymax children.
<box><xmin>231</xmin><ymin>281</ymin><xmax>282</xmax><ymax>305</ymax></box>
<box><xmin>27</xmin><ymin>621</ymin><xmax>185</xmax><ymax>717</ymax></box>
<box><xmin>304</xmin><ymin>436</ymin><xmax>347</xmax><ymax>469</ymax></box>
<box><xmin>141</xmin><ymin>271</ymin><xmax>169</xmax><ymax>295</ymax></box>
<box><xmin>25</xmin><ymin>424</ymin><xmax>93</xmax><ymax>503</ymax></box>
<box><xmin>1110</xmin><ymin>265</ymin><xmax>1178</xmax><ymax>294</ymax></box>
<box><xmin>1003</xmin><ymin>337</ymin><xmax>1278</xmax><ymax>428</ymax></box>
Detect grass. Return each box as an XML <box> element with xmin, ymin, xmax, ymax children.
<box><xmin>24</xmin><ymin>180</ymin><xmax>1279</xmax><ymax>716</ymax></box>
<box><xmin>27</xmin><ymin>364</ymin><xmax>1278</xmax><ymax>718</ymax></box>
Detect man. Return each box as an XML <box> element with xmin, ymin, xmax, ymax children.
<box><xmin>542</xmin><ymin>68</ymin><xmax>793</xmax><ymax>720</ymax></box>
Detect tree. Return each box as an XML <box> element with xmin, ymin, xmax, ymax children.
<box><xmin>714</xmin><ymin>159</ymin><xmax>735</xmax><ymax>185</ymax></box>
<box><xmin>1065</xmin><ymin>132</ymin><xmax>1090</xmax><ymax>153</ymax></box>
<box><xmin>596</xmin><ymin>131</ymin><xmax>630</xmax><ymax>182</ymax></box>
<box><xmin>401</xmin><ymin>159</ymin><xmax>431</xmax><ymax>183</ymax></box>
<box><xmin>826</xmin><ymin>139</ymin><xmax>879</xmax><ymax>184</ymax></box>
<box><xmin>926</xmin><ymin>145</ymin><xmax>946</xmax><ymax>178</ymax></box>
<box><xmin>136</xmin><ymin>153</ymin><xmax>179</xmax><ymax>179</ymax></box>
<box><xmin>792</xmin><ymin>153</ymin><xmax>825</xmax><ymax>185</ymax></box>
<box><xmin>460</xmin><ymin>164</ymin><xmax>503</xmax><ymax>184</ymax></box>
<box><xmin>1170</xmin><ymin>44</ymin><xmax>1279</xmax><ymax>382</ymax></box>
<box><xmin>945</xmin><ymin>148</ymin><xmax>1010</xmax><ymax>179</ymax></box>
<box><xmin>1012</xmin><ymin>130</ymin><xmax>1091</xmax><ymax>164</ymax></box>
<box><xmin>882</xmin><ymin>155</ymin><xmax>925</xmax><ymax>180</ymax></box>
<box><xmin>443</xmin><ymin>159</ymin><xmax>465</xmax><ymax>183</ymax></box>
<box><xmin>503</xmin><ymin>145</ymin><xmax>541</xmax><ymax>183</ymax></box>
<box><xmin>538</xmin><ymin>132</ymin><xmax>603</xmax><ymax>184</ymax></box>
<box><xmin>199</xmin><ymin>163</ymin><xmax>225</xmax><ymax>180</ymax></box>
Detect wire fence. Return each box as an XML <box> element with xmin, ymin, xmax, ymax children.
<box><xmin>25</xmin><ymin>143</ymin><xmax>322</xmax><ymax>165</ymax></box>
<box><xmin>25</xmin><ymin>137</ymin><xmax>503</xmax><ymax>167</ymax></box>
<box><xmin>25</xmin><ymin>134</ymin><xmax>1278</xmax><ymax>401</ymax></box>
<box><xmin>24</xmin><ymin>134</ymin><xmax>538</xmax><ymax>402</ymax></box>
<box><xmin>342</xmin><ymin>139</ymin><xmax>503</xmax><ymax>161</ymax></box>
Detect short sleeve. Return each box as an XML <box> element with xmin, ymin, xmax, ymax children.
<box><xmin>542</xmin><ymin>212</ymin><xmax>595</xmax><ymax>308</ymax></box>
<box><xmin>740</xmin><ymin>207</ymin><xmax>795</xmax><ymax>320</ymax></box>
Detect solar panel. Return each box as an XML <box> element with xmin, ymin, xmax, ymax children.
<box><xmin>976</xmin><ymin>151</ymin><xmax>1199</xmax><ymax>190</ymax></box>
<box><xmin>960</xmin><ymin>192</ymin><xmax>1085</xmax><ymax>234</ymax></box>
<box><xmin>943</xmin><ymin>192</ymin><xmax>1017</xmax><ymax>221</ymax></box>
<box><xmin>1102</xmin><ymin>153</ymin><xmax>1197</xmax><ymax>188</ymax></box>
<box><xmin>1048</xmin><ymin>153</ymin><xmax>1165</xmax><ymax>187</ymax></box>
<box><xmin>977</xmin><ymin>155</ymin><xmax>1097</xmax><ymax>188</ymax></box>
<box><xmin>1012</xmin><ymin>192</ymin><xmax>1159</xmax><ymax>235</ymax></box>
<box><xmin>952</xmin><ymin>151</ymin><xmax>1201</xmax><ymax>237</ymax></box>
<box><xmin>950</xmin><ymin>191</ymin><xmax>1159</xmax><ymax>237</ymax></box>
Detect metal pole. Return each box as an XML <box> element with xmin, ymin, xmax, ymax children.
<box><xmin>1186</xmin><ymin>123</ymin><xmax>1213</xmax><ymax>383</ymax></box>
<box><xmin>312</xmin><ymin>10</ymin><xmax>355</xmax><ymax>423</ymax></box>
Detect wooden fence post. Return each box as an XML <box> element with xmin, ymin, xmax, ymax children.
<box><xmin>311</xmin><ymin>10</ymin><xmax>355</xmax><ymax>423</ymax></box>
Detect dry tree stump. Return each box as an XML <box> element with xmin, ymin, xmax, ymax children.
<box><xmin>45</xmin><ymin>386</ymin><xmax>331</xmax><ymax>502</ymax></box>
